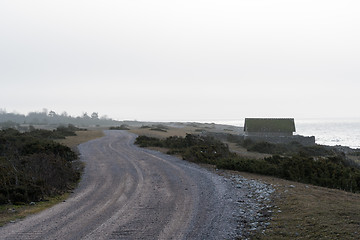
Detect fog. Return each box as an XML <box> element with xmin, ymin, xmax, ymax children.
<box><xmin>1</xmin><ymin>0</ymin><xmax>359</xmax><ymax>121</ymax></box>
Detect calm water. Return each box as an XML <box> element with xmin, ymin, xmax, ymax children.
<box><xmin>194</xmin><ymin>118</ymin><xmax>360</xmax><ymax>149</ymax></box>
<box><xmin>295</xmin><ymin>119</ymin><xmax>360</xmax><ymax>149</ymax></box>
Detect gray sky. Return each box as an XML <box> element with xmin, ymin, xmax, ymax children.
<box><xmin>1</xmin><ymin>0</ymin><xmax>359</xmax><ymax>122</ymax></box>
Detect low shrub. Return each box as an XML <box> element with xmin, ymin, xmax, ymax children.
<box><xmin>0</xmin><ymin>129</ymin><xmax>80</xmax><ymax>205</ymax></box>
<box><xmin>135</xmin><ymin>134</ymin><xmax>360</xmax><ymax>193</ymax></box>
<box><xmin>135</xmin><ymin>136</ymin><xmax>163</xmax><ymax>148</ymax></box>
<box><xmin>109</xmin><ymin>125</ymin><xmax>130</xmax><ymax>130</ymax></box>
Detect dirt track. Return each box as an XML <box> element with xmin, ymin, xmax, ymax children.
<box><xmin>0</xmin><ymin>130</ymin><xmax>257</xmax><ymax>239</ymax></box>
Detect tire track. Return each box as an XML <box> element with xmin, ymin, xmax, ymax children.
<box><xmin>0</xmin><ymin>130</ymin><xmax>241</xmax><ymax>240</ymax></box>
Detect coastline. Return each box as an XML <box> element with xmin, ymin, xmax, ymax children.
<box><xmin>179</xmin><ymin>118</ymin><xmax>360</xmax><ymax>149</ymax></box>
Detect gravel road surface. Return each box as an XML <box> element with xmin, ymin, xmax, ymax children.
<box><xmin>0</xmin><ymin>130</ymin><xmax>274</xmax><ymax>239</ymax></box>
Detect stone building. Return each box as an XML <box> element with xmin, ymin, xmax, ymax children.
<box><xmin>244</xmin><ymin>118</ymin><xmax>295</xmax><ymax>137</ymax></box>
<box><xmin>244</xmin><ymin>118</ymin><xmax>315</xmax><ymax>146</ymax></box>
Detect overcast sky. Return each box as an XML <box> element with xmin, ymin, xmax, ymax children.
<box><xmin>1</xmin><ymin>0</ymin><xmax>359</xmax><ymax>122</ymax></box>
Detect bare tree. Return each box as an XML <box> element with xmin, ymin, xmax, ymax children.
<box><xmin>48</xmin><ymin>111</ymin><xmax>56</xmax><ymax>117</ymax></box>
<box><xmin>91</xmin><ymin>112</ymin><xmax>99</xmax><ymax>119</ymax></box>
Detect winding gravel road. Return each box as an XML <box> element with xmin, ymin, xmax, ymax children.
<box><xmin>0</xmin><ymin>130</ymin><xmax>250</xmax><ymax>239</ymax></box>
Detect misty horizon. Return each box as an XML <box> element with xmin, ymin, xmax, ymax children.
<box><xmin>2</xmin><ymin>108</ymin><xmax>360</xmax><ymax>125</ymax></box>
<box><xmin>1</xmin><ymin>1</ymin><xmax>359</xmax><ymax>121</ymax></box>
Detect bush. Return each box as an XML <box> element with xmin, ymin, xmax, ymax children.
<box><xmin>248</xmin><ymin>142</ymin><xmax>277</xmax><ymax>154</ymax></box>
<box><xmin>109</xmin><ymin>125</ymin><xmax>130</xmax><ymax>130</ymax></box>
<box><xmin>25</xmin><ymin>125</ymin><xmax>80</xmax><ymax>140</ymax></box>
<box><xmin>0</xmin><ymin>129</ymin><xmax>80</xmax><ymax>205</ymax></box>
<box><xmin>0</xmin><ymin>193</ymin><xmax>7</xmax><ymax>204</ymax></box>
<box><xmin>135</xmin><ymin>134</ymin><xmax>360</xmax><ymax>193</ymax></box>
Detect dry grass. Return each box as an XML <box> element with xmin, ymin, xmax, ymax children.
<box><xmin>56</xmin><ymin>129</ymin><xmax>105</xmax><ymax>149</ymax></box>
<box><xmin>129</xmin><ymin>126</ymin><xmax>198</xmax><ymax>139</ymax></box>
<box><xmin>237</xmin><ymin>172</ymin><xmax>360</xmax><ymax>240</ymax></box>
<box><xmin>0</xmin><ymin>193</ymin><xmax>70</xmax><ymax>226</ymax></box>
<box><xmin>201</xmin><ymin>167</ymin><xmax>360</xmax><ymax>239</ymax></box>
<box><xmin>0</xmin><ymin>129</ymin><xmax>105</xmax><ymax>226</ymax></box>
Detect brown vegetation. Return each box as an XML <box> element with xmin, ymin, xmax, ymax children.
<box><xmin>56</xmin><ymin>129</ymin><xmax>104</xmax><ymax>149</ymax></box>
<box><xmin>129</xmin><ymin>126</ymin><xmax>198</xmax><ymax>138</ymax></box>
<box><xmin>232</xmin><ymin>171</ymin><xmax>360</xmax><ymax>239</ymax></box>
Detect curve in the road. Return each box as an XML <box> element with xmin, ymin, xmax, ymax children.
<box><xmin>0</xmin><ymin>130</ymin><xmax>242</xmax><ymax>240</ymax></box>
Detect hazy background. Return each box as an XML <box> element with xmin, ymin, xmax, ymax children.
<box><xmin>1</xmin><ymin>0</ymin><xmax>359</xmax><ymax>122</ymax></box>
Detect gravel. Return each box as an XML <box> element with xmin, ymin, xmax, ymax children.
<box><xmin>0</xmin><ymin>131</ymin><xmax>276</xmax><ymax>240</ymax></box>
<box><xmin>222</xmin><ymin>173</ymin><xmax>276</xmax><ymax>239</ymax></box>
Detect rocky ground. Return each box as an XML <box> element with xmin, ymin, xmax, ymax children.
<box><xmin>223</xmin><ymin>173</ymin><xmax>276</xmax><ymax>239</ymax></box>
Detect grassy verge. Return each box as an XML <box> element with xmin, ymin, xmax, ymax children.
<box><xmin>0</xmin><ymin>193</ymin><xmax>70</xmax><ymax>227</ymax></box>
<box><xmin>129</xmin><ymin>126</ymin><xmax>197</xmax><ymax>139</ymax></box>
<box><xmin>56</xmin><ymin>129</ymin><xmax>104</xmax><ymax>149</ymax></box>
<box><xmin>187</xmin><ymin>160</ymin><xmax>360</xmax><ymax>239</ymax></box>
<box><xmin>230</xmin><ymin>171</ymin><xmax>360</xmax><ymax>240</ymax></box>
<box><xmin>1</xmin><ymin>129</ymin><xmax>104</xmax><ymax>226</ymax></box>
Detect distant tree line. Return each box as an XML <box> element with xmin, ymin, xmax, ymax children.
<box><xmin>0</xmin><ymin>126</ymin><xmax>81</xmax><ymax>205</ymax></box>
<box><xmin>0</xmin><ymin>109</ymin><xmax>122</xmax><ymax>128</ymax></box>
<box><xmin>135</xmin><ymin>134</ymin><xmax>360</xmax><ymax>193</ymax></box>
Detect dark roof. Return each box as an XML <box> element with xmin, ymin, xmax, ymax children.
<box><xmin>244</xmin><ymin>118</ymin><xmax>296</xmax><ymax>133</ymax></box>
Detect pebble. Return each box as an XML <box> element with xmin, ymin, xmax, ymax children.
<box><xmin>225</xmin><ymin>174</ymin><xmax>276</xmax><ymax>239</ymax></box>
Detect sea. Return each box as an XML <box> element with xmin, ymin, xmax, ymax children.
<box><xmin>192</xmin><ymin>118</ymin><xmax>360</xmax><ymax>149</ymax></box>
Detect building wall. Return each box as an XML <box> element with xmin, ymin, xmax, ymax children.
<box><xmin>244</xmin><ymin>135</ymin><xmax>315</xmax><ymax>146</ymax></box>
<box><xmin>245</xmin><ymin>131</ymin><xmax>293</xmax><ymax>137</ymax></box>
